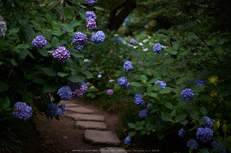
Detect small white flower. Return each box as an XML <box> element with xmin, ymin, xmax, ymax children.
<box><xmin>86</xmin><ymin>82</ymin><xmax>90</xmax><ymax>85</ymax></box>
<box><xmin>143</xmin><ymin>48</ymin><xmax>148</xmax><ymax>51</ymax></box>
<box><xmin>84</xmin><ymin>59</ymin><xmax>90</xmax><ymax>62</ymax></box>
<box><xmin>114</xmin><ymin>34</ymin><xmax>118</xmax><ymax>36</ymax></box>
<box><xmin>143</xmin><ymin>39</ymin><xmax>148</xmax><ymax>43</ymax></box>
<box><xmin>109</xmin><ymin>79</ymin><xmax>115</xmax><ymax>82</ymax></box>
<box><xmin>162</xmin><ymin>46</ymin><xmax>167</xmax><ymax>48</ymax></box>
<box><xmin>148</xmin><ymin>36</ymin><xmax>151</xmax><ymax>39</ymax></box>
<box><xmin>133</xmin><ymin>46</ymin><xmax>138</xmax><ymax>49</ymax></box>
<box><xmin>97</xmin><ymin>74</ymin><xmax>102</xmax><ymax>78</ymax></box>
<box><xmin>139</xmin><ymin>42</ymin><xmax>143</xmax><ymax>46</ymax></box>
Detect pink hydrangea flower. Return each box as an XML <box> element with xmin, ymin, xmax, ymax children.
<box><xmin>138</xmin><ymin>61</ymin><xmax>143</xmax><ymax>66</ymax></box>
<box><xmin>106</xmin><ymin>89</ymin><xmax>114</xmax><ymax>95</ymax></box>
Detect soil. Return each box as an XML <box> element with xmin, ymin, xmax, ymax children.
<box><xmin>34</xmin><ymin>99</ymin><xmax>123</xmax><ymax>153</ymax></box>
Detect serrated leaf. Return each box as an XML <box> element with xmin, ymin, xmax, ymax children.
<box><xmin>29</xmin><ymin>20</ymin><xmax>41</xmax><ymax>30</ymax></box>
<box><xmin>75</xmin><ymin>8</ymin><xmax>86</xmax><ymax>20</ymax></box>
<box><xmin>0</xmin><ymin>81</ymin><xmax>10</xmax><ymax>92</ymax></box>
<box><xmin>9</xmin><ymin>27</ymin><xmax>19</xmax><ymax>35</ymax></box>
<box><xmin>175</xmin><ymin>114</ymin><xmax>187</xmax><ymax>122</ymax></box>
<box><xmin>156</xmin><ymin>132</ymin><xmax>165</xmax><ymax>140</ymax></box>
<box><xmin>51</xmin><ymin>30</ymin><xmax>64</xmax><ymax>36</ymax></box>
<box><xmin>150</xmin><ymin>108</ymin><xmax>160</xmax><ymax>114</ymax></box>
<box><xmin>62</xmin><ymin>7</ymin><xmax>74</xmax><ymax>19</ymax></box>
<box><xmin>190</xmin><ymin>110</ymin><xmax>199</xmax><ymax>120</ymax></box>
<box><xmin>52</xmin><ymin>36</ymin><xmax>59</xmax><ymax>48</ymax></box>
<box><xmin>152</xmin><ymin>83</ymin><xmax>161</xmax><ymax>91</ymax></box>
<box><xmin>70</xmin><ymin>20</ymin><xmax>81</xmax><ymax>27</ymax></box>
<box><xmin>67</xmin><ymin>75</ymin><xmax>85</xmax><ymax>83</ymax></box>
<box><xmin>70</xmin><ymin>52</ymin><xmax>84</xmax><ymax>58</ymax></box>
<box><xmin>179</xmin><ymin>120</ymin><xmax>188</xmax><ymax>125</ymax></box>
<box><xmin>144</xmin><ymin>92</ymin><xmax>157</xmax><ymax>98</ymax></box>
<box><xmin>6</xmin><ymin>58</ymin><xmax>17</xmax><ymax>66</ymax></box>
<box><xmin>80</xmin><ymin>70</ymin><xmax>93</xmax><ymax>78</ymax></box>
<box><xmin>149</xmin><ymin>78</ymin><xmax>160</xmax><ymax>84</ymax></box>
<box><xmin>42</xmin><ymin>29</ymin><xmax>52</xmax><ymax>41</ymax></box>
<box><xmin>145</xmin><ymin>68</ymin><xmax>153</xmax><ymax>76</ymax></box>
<box><xmin>161</xmin><ymin>112</ymin><xmax>173</xmax><ymax>122</ymax></box>
<box><xmin>128</xmin><ymin>123</ymin><xmax>136</xmax><ymax>129</ymax></box>
<box><xmin>2</xmin><ymin>96</ymin><xmax>10</xmax><ymax>107</ymax></box>
<box><xmin>130</xmin><ymin>82</ymin><xmax>143</xmax><ymax>87</ymax></box>
<box><xmin>15</xmin><ymin>44</ymin><xmax>30</xmax><ymax>49</ymax></box>
<box><xmin>200</xmin><ymin>106</ymin><xmax>207</xmax><ymax>116</ymax></box>
<box><xmin>38</xmin><ymin>48</ymin><xmax>48</xmax><ymax>57</ymax></box>
<box><xmin>44</xmin><ymin>82</ymin><xmax>59</xmax><ymax>93</ymax></box>
<box><xmin>159</xmin><ymin>87</ymin><xmax>172</xmax><ymax>94</ymax></box>
<box><xmin>42</xmin><ymin>67</ymin><xmax>57</xmax><ymax>76</ymax></box>
<box><xmin>198</xmin><ymin>118</ymin><xmax>207</xmax><ymax>125</ymax></box>
<box><xmin>164</xmin><ymin>102</ymin><xmax>173</xmax><ymax>109</ymax></box>
<box><xmin>140</xmin><ymin>75</ymin><xmax>148</xmax><ymax>82</ymax></box>
<box><xmin>61</xmin><ymin>23</ymin><xmax>74</xmax><ymax>33</ymax></box>
<box><xmin>57</xmin><ymin>72</ymin><xmax>68</xmax><ymax>78</ymax></box>
<box><xmin>23</xmin><ymin>92</ymin><xmax>33</xmax><ymax>102</ymax></box>
<box><xmin>46</xmin><ymin>12</ymin><xmax>53</xmax><ymax>24</ymax></box>
<box><xmin>128</xmin><ymin>131</ymin><xmax>136</xmax><ymax>137</ymax></box>
<box><xmin>94</xmin><ymin>6</ymin><xmax>104</xmax><ymax>10</ymax></box>
<box><xmin>19</xmin><ymin>49</ymin><xmax>28</xmax><ymax>59</ymax></box>
<box><xmin>193</xmin><ymin>85</ymin><xmax>205</xmax><ymax>92</ymax></box>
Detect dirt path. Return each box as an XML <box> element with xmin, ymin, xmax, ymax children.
<box><xmin>35</xmin><ymin>99</ymin><xmax>123</xmax><ymax>153</ymax></box>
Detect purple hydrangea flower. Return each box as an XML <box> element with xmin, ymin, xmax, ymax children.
<box><xmin>155</xmin><ymin>80</ymin><xmax>167</xmax><ymax>91</ymax></box>
<box><xmin>196</xmin><ymin>127</ymin><xmax>213</xmax><ymax>143</ymax></box>
<box><xmin>91</xmin><ymin>31</ymin><xmax>105</xmax><ymax>44</ymax></box>
<box><xmin>32</xmin><ymin>35</ymin><xmax>47</xmax><ymax>50</ymax></box>
<box><xmin>86</xmin><ymin>11</ymin><xmax>97</xmax><ymax>21</ymax></box>
<box><xmin>123</xmin><ymin>61</ymin><xmax>133</xmax><ymax>71</ymax></box>
<box><xmin>147</xmin><ymin>103</ymin><xmax>152</xmax><ymax>108</ymax></box>
<box><xmin>85</xmin><ymin>0</ymin><xmax>98</xmax><ymax>5</ymax></box>
<box><xmin>134</xmin><ymin>94</ymin><xmax>145</xmax><ymax>106</ymax></box>
<box><xmin>46</xmin><ymin>103</ymin><xmax>59</xmax><ymax>117</ymax></box>
<box><xmin>52</xmin><ymin>46</ymin><xmax>71</xmax><ymax>63</ymax></box>
<box><xmin>195</xmin><ymin>79</ymin><xmax>207</xmax><ymax>85</ymax></box>
<box><xmin>69</xmin><ymin>82</ymin><xmax>85</xmax><ymax>98</ymax></box>
<box><xmin>129</xmin><ymin>38</ymin><xmax>137</xmax><ymax>44</ymax></box>
<box><xmin>62</xmin><ymin>27</ymin><xmax>67</xmax><ymax>33</ymax></box>
<box><xmin>81</xmin><ymin>82</ymin><xmax>88</xmax><ymax>93</ymax></box>
<box><xmin>181</xmin><ymin>88</ymin><xmax>194</xmax><ymax>101</ymax></box>
<box><xmin>60</xmin><ymin>104</ymin><xmax>67</xmax><ymax>115</ymax></box>
<box><xmin>211</xmin><ymin>141</ymin><xmax>226</xmax><ymax>153</ymax></box>
<box><xmin>87</xmin><ymin>19</ymin><xmax>97</xmax><ymax>30</ymax></box>
<box><xmin>116</xmin><ymin>37</ymin><xmax>122</xmax><ymax>41</ymax></box>
<box><xmin>118</xmin><ymin>77</ymin><xmax>128</xmax><ymax>86</ymax></box>
<box><xmin>57</xmin><ymin>86</ymin><xmax>72</xmax><ymax>100</ymax></box>
<box><xmin>0</xmin><ymin>20</ymin><xmax>6</xmax><ymax>37</ymax></box>
<box><xmin>201</xmin><ymin>116</ymin><xmax>214</xmax><ymax>128</ymax></box>
<box><xmin>178</xmin><ymin>128</ymin><xmax>185</xmax><ymax>137</ymax></box>
<box><xmin>74</xmin><ymin>45</ymin><xmax>84</xmax><ymax>51</ymax></box>
<box><xmin>124</xmin><ymin>136</ymin><xmax>131</xmax><ymax>145</ymax></box>
<box><xmin>187</xmin><ymin>139</ymin><xmax>198</xmax><ymax>150</ymax></box>
<box><xmin>139</xmin><ymin>109</ymin><xmax>148</xmax><ymax>118</ymax></box>
<box><xmin>153</xmin><ymin>43</ymin><xmax>162</xmax><ymax>54</ymax></box>
<box><xmin>57</xmin><ymin>108</ymin><xmax>63</xmax><ymax>115</ymax></box>
<box><xmin>211</xmin><ymin>141</ymin><xmax>218</xmax><ymax>148</ymax></box>
<box><xmin>12</xmin><ymin>102</ymin><xmax>32</xmax><ymax>121</ymax></box>
<box><xmin>73</xmin><ymin>32</ymin><xmax>87</xmax><ymax>45</ymax></box>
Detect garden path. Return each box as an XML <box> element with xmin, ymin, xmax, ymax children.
<box><xmin>36</xmin><ymin>98</ymin><xmax>127</xmax><ymax>153</ymax></box>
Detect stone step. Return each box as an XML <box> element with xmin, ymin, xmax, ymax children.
<box><xmin>100</xmin><ymin>147</ymin><xmax>127</xmax><ymax>153</ymax></box>
<box><xmin>67</xmin><ymin>107</ymin><xmax>94</xmax><ymax>114</ymax></box>
<box><xmin>85</xmin><ymin>130</ymin><xmax>120</xmax><ymax>146</ymax></box>
<box><xmin>65</xmin><ymin>114</ymin><xmax>105</xmax><ymax>122</ymax></box>
<box><xmin>60</xmin><ymin>100</ymin><xmax>78</xmax><ymax>104</ymax></box>
<box><xmin>64</xmin><ymin>103</ymin><xmax>79</xmax><ymax>107</ymax></box>
<box><xmin>76</xmin><ymin>121</ymin><xmax>107</xmax><ymax>130</ymax></box>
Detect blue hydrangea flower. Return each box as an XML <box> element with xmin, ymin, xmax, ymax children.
<box><xmin>73</xmin><ymin>32</ymin><xmax>87</xmax><ymax>45</ymax></box>
<box><xmin>118</xmin><ymin>77</ymin><xmax>128</xmax><ymax>86</ymax></box>
<box><xmin>32</xmin><ymin>35</ymin><xmax>47</xmax><ymax>50</ymax></box>
<box><xmin>181</xmin><ymin>88</ymin><xmax>194</xmax><ymax>101</ymax></box>
<box><xmin>46</xmin><ymin>103</ymin><xmax>59</xmax><ymax>117</ymax></box>
<box><xmin>139</xmin><ymin>109</ymin><xmax>148</xmax><ymax>118</ymax></box>
<box><xmin>155</xmin><ymin>80</ymin><xmax>167</xmax><ymax>91</ymax></box>
<box><xmin>87</xmin><ymin>19</ymin><xmax>97</xmax><ymax>30</ymax></box>
<box><xmin>195</xmin><ymin>79</ymin><xmax>207</xmax><ymax>85</ymax></box>
<box><xmin>62</xmin><ymin>27</ymin><xmax>67</xmax><ymax>33</ymax></box>
<box><xmin>211</xmin><ymin>141</ymin><xmax>226</xmax><ymax>153</ymax></box>
<box><xmin>57</xmin><ymin>108</ymin><xmax>63</xmax><ymax>115</ymax></box>
<box><xmin>123</xmin><ymin>61</ymin><xmax>133</xmax><ymax>71</ymax></box>
<box><xmin>134</xmin><ymin>94</ymin><xmax>145</xmax><ymax>106</ymax></box>
<box><xmin>86</xmin><ymin>11</ymin><xmax>97</xmax><ymax>21</ymax></box>
<box><xmin>129</xmin><ymin>38</ymin><xmax>137</xmax><ymax>44</ymax></box>
<box><xmin>60</xmin><ymin>104</ymin><xmax>67</xmax><ymax>115</ymax></box>
<box><xmin>52</xmin><ymin>46</ymin><xmax>71</xmax><ymax>63</ymax></box>
<box><xmin>57</xmin><ymin>86</ymin><xmax>72</xmax><ymax>100</ymax></box>
<box><xmin>85</xmin><ymin>0</ymin><xmax>98</xmax><ymax>5</ymax></box>
<box><xmin>124</xmin><ymin>136</ymin><xmax>131</xmax><ymax>145</ymax></box>
<box><xmin>12</xmin><ymin>102</ymin><xmax>32</xmax><ymax>121</ymax></box>
<box><xmin>81</xmin><ymin>82</ymin><xmax>88</xmax><ymax>93</ymax></box>
<box><xmin>147</xmin><ymin>103</ymin><xmax>152</xmax><ymax>108</ymax></box>
<box><xmin>153</xmin><ymin>43</ymin><xmax>162</xmax><ymax>54</ymax></box>
<box><xmin>116</xmin><ymin>37</ymin><xmax>122</xmax><ymax>41</ymax></box>
<box><xmin>91</xmin><ymin>31</ymin><xmax>105</xmax><ymax>44</ymax></box>
<box><xmin>211</xmin><ymin>141</ymin><xmax>218</xmax><ymax>148</ymax></box>
<box><xmin>201</xmin><ymin>116</ymin><xmax>214</xmax><ymax>128</ymax></box>
<box><xmin>74</xmin><ymin>45</ymin><xmax>84</xmax><ymax>51</ymax></box>
<box><xmin>187</xmin><ymin>139</ymin><xmax>198</xmax><ymax>150</ymax></box>
<box><xmin>178</xmin><ymin>128</ymin><xmax>185</xmax><ymax>137</ymax></box>
<box><xmin>196</xmin><ymin>127</ymin><xmax>213</xmax><ymax>143</ymax></box>
<box><xmin>69</xmin><ymin>82</ymin><xmax>85</xmax><ymax>98</ymax></box>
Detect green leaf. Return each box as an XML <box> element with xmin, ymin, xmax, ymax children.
<box><xmin>190</xmin><ymin>110</ymin><xmax>199</xmax><ymax>120</ymax></box>
<box><xmin>23</xmin><ymin>92</ymin><xmax>33</xmax><ymax>102</ymax></box>
<box><xmin>70</xmin><ymin>51</ymin><xmax>84</xmax><ymax>58</ymax></box>
<box><xmin>156</xmin><ymin>132</ymin><xmax>165</xmax><ymax>140</ymax></box>
<box><xmin>75</xmin><ymin>8</ymin><xmax>86</xmax><ymax>20</ymax></box>
<box><xmin>193</xmin><ymin>85</ymin><xmax>205</xmax><ymax>93</ymax></box>
<box><xmin>15</xmin><ymin>44</ymin><xmax>30</xmax><ymax>49</ymax></box>
<box><xmin>176</xmin><ymin>77</ymin><xmax>187</xmax><ymax>84</ymax></box>
<box><xmin>175</xmin><ymin>114</ymin><xmax>187</xmax><ymax>122</ymax></box>
<box><xmin>46</xmin><ymin>12</ymin><xmax>53</xmax><ymax>24</ymax></box>
<box><xmin>0</xmin><ymin>81</ymin><xmax>10</xmax><ymax>92</ymax></box>
<box><xmin>140</xmin><ymin>75</ymin><xmax>148</xmax><ymax>82</ymax></box>
<box><xmin>198</xmin><ymin>118</ymin><xmax>207</xmax><ymax>126</ymax></box>
<box><xmin>150</xmin><ymin>108</ymin><xmax>160</xmax><ymax>114</ymax></box>
<box><xmin>61</xmin><ymin>23</ymin><xmax>74</xmax><ymax>33</ymax></box>
<box><xmin>164</xmin><ymin>102</ymin><xmax>173</xmax><ymax>109</ymax></box>
<box><xmin>2</xmin><ymin>96</ymin><xmax>10</xmax><ymax>107</ymax></box>
<box><xmin>70</xmin><ymin>20</ymin><xmax>81</xmax><ymax>28</ymax></box>
<box><xmin>128</xmin><ymin>131</ymin><xmax>136</xmax><ymax>137</ymax></box>
<box><xmin>6</xmin><ymin>58</ymin><xmax>17</xmax><ymax>66</ymax></box>
<box><xmin>19</xmin><ymin>49</ymin><xmax>28</xmax><ymax>59</ymax></box>
<box><xmin>130</xmin><ymin>82</ymin><xmax>143</xmax><ymax>87</ymax></box>
<box><xmin>9</xmin><ymin>28</ymin><xmax>19</xmax><ymax>35</ymax></box>
<box><xmin>32</xmin><ymin>78</ymin><xmax>45</xmax><ymax>84</ymax></box>
<box><xmin>159</xmin><ymin>87</ymin><xmax>172</xmax><ymax>94</ymax></box>
<box><xmin>42</xmin><ymin>29</ymin><xmax>52</xmax><ymax>41</ymax></box>
<box><xmin>51</xmin><ymin>30</ymin><xmax>64</xmax><ymax>36</ymax></box>
<box><xmin>213</xmin><ymin>121</ymin><xmax>220</xmax><ymax>130</ymax></box>
<box><xmin>200</xmin><ymin>106</ymin><xmax>207</xmax><ymax>116</ymax></box>
<box><xmin>180</xmin><ymin>120</ymin><xmax>188</xmax><ymax>126</ymax></box>
<box><xmin>152</xmin><ymin>83</ymin><xmax>161</xmax><ymax>91</ymax></box>
<box><xmin>28</xmin><ymin>51</ymin><xmax>35</xmax><ymax>59</ymax></box>
<box><xmin>29</xmin><ymin>20</ymin><xmax>42</xmax><ymax>30</ymax></box>
<box><xmin>62</xmin><ymin>7</ymin><xmax>74</xmax><ymax>19</ymax></box>
<box><xmin>145</xmin><ymin>124</ymin><xmax>155</xmax><ymax>130</ymax></box>
<box><xmin>80</xmin><ymin>70</ymin><xmax>93</xmax><ymax>78</ymax></box>
<box><xmin>75</xmin><ymin>0</ymin><xmax>85</xmax><ymax>3</ymax></box>
<box><xmin>38</xmin><ymin>48</ymin><xmax>48</xmax><ymax>57</ymax></box>
<box><xmin>94</xmin><ymin>6</ymin><xmax>104</xmax><ymax>10</ymax></box>
<box><xmin>149</xmin><ymin>78</ymin><xmax>160</xmax><ymax>84</ymax></box>
<box><xmin>165</xmin><ymin>48</ymin><xmax>178</xmax><ymax>55</ymax></box>
<box><xmin>52</xmin><ymin>36</ymin><xmax>59</xmax><ymax>48</ymax></box>
<box><xmin>128</xmin><ymin>123</ymin><xmax>136</xmax><ymax>129</ymax></box>
<box><xmin>222</xmin><ymin>124</ymin><xmax>227</xmax><ymax>134</ymax></box>
<box><xmin>67</xmin><ymin>75</ymin><xmax>85</xmax><ymax>83</ymax></box>
<box><xmin>57</xmin><ymin>72</ymin><xmax>68</xmax><ymax>78</ymax></box>
<box><xmin>145</xmin><ymin>68</ymin><xmax>153</xmax><ymax>76</ymax></box>
<box><xmin>44</xmin><ymin>82</ymin><xmax>59</xmax><ymax>93</ymax></box>
<box><xmin>42</xmin><ymin>67</ymin><xmax>57</xmax><ymax>76</ymax></box>
<box><xmin>161</xmin><ymin>112</ymin><xmax>173</xmax><ymax>122</ymax></box>
<box><xmin>144</xmin><ymin>92</ymin><xmax>157</xmax><ymax>98</ymax></box>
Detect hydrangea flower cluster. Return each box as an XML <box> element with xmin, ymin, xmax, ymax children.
<box><xmin>196</xmin><ymin>127</ymin><xmax>213</xmax><ymax>143</ymax></box>
<box><xmin>181</xmin><ymin>88</ymin><xmax>194</xmax><ymax>101</ymax></box>
<box><xmin>52</xmin><ymin>46</ymin><xmax>71</xmax><ymax>63</ymax></box>
<box><xmin>57</xmin><ymin>108</ymin><xmax>63</xmax><ymax>115</ymax></box>
<box><xmin>0</xmin><ymin>19</ymin><xmax>6</xmax><ymax>36</ymax></box>
<box><xmin>201</xmin><ymin>116</ymin><xmax>214</xmax><ymax>128</ymax></box>
<box><xmin>86</xmin><ymin>11</ymin><xmax>97</xmax><ymax>21</ymax></box>
<box><xmin>69</xmin><ymin>82</ymin><xmax>85</xmax><ymax>98</ymax></box>
<box><xmin>106</xmin><ymin>89</ymin><xmax>114</xmax><ymax>95</ymax></box>
<box><xmin>195</xmin><ymin>79</ymin><xmax>207</xmax><ymax>85</ymax></box>
<box><xmin>62</xmin><ymin>27</ymin><xmax>67</xmax><ymax>33</ymax></box>
<box><xmin>123</xmin><ymin>61</ymin><xmax>133</xmax><ymax>71</ymax></box>
<box><xmin>118</xmin><ymin>77</ymin><xmax>129</xmax><ymax>87</ymax></box>
<box><xmin>178</xmin><ymin>128</ymin><xmax>185</xmax><ymax>137</ymax></box>
<box><xmin>134</xmin><ymin>94</ymin><xmax>145</xmax><ymax>106</ymax></box>
<box><xmin>116</xmin><ymin>37</ymin><xmax>122</xmax><ymax>41</ymax></box>
<box><xmin>91</xmin><ymin>31</ymin><xmax>105</xmax><ymax>43</ymax></box>
<box><xmin>81</xmin><ymin>82</ymin><xmax>88</xmax><ymax>94</ymax></box>
<box><xmin>73</xmin><ymin>32</ymin><xmax>87</xmax><ymax>45</ymax></box>
<box><xmin>187</xmin><ymin>139</ymin><xmax>198</xmax><ymax>150</ymax></box>
<box><xmin>139</xmin><ymin>109</ymin><xmax>148</xmax><ymax>118</ymax></box>
<box><xmin>124</xmin><ymin>136</ymin><xmax>131</xmax><ymax>145</ymax></box>
<box><xmin>211</xmin><ymin>141</ymin><xmax>226</xmax><ymax>153</ymax></box>
<box><xmin>60</xmin><ymin>104</ymin><xmax>67</xmax><ymax>115</ymax></box>
<box><xmin>12</xmin><ymin>102</ymin><xmax>32</xmax><ymax>121</ymax></box>
<box><xmin>87</xmin><ymin>19</ymin><xmax>97</xmax><ymax>30</ymax></box>
<box><xmin>32</xmin><ymin>35</ymin><xmax>47</xmax><ymax>50</ymax></box>
<box><xmin>147</xmin><ymin>103</ymin><xmax>152</xmax><ymax>108</ymax></box>
<box><xmin>129</xmin><ymin>38</ymin><xmax>137</xmax><ymax>44</ymax></box>
<box><xmin>155</xmin><ymin>80</ymin><xmax>167</xmax><ymax>91</ymax></box>
<box><xmin>153</xmin><ymin>43</ymin><xmax>162</xmax><ymax>54</ymax></box>
<box><xmin>46</xmin><ymin>103</ymin><xmax>59</xmax><ymax>118</ymax></box>
<box><xmin>74</xmin><ymin>45</ymin><xmax>84</xmax><ymax>51</ymax></box>
<box><xmin>57</xmin><ymin>86</ymin><xmax>72</xmax><ymax>100</ymax></box>
<box><xmin>85</xmin><ymin>0</ymin><xmax>98</xmax><ymax>5</ymax></box>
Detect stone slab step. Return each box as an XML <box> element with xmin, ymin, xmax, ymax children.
<box><xmin>76</xmin><ymin>121</ymin><xmax>107</xmax><ymax>130</ymax></box>
<box><xmin>64</xmin><ymin>103</ymin><xmax>79</xmax><ymax>107</ymax></box>
<box><xmin>60</xmin><ymin>100</ymin><xmax>78</xmax><ymax>104</ymax></box>
<box><xmin>85</xmin><ymin>130</ymin><xmax>120</xmax><ymax>146</ymax></box>
<box><xmin>100</xmin><ymin>147</ymin><xmax>127</xmax><ymax>153</ymax></box>
<box><xmin>67</xmin><ymin>107</ymin><xmax>94</xmax><ymax>114</ymax></box>
<box><xmin>65</xmin><ymin>114</ymin><xmax>105</xmax><ymax>122</ymax></box>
